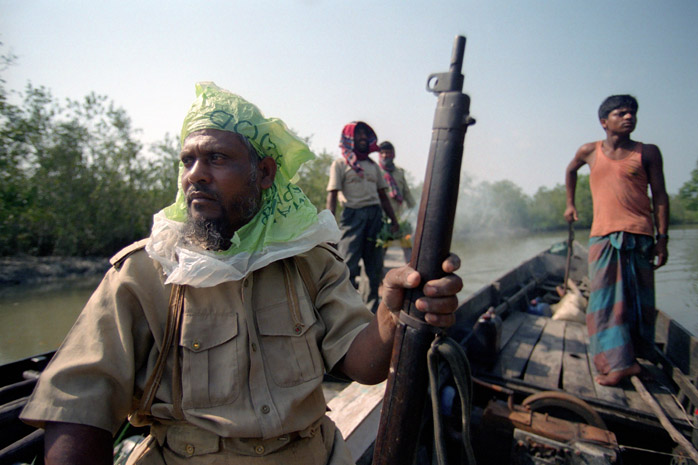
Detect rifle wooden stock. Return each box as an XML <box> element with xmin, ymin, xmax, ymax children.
<box><xmin>372</xmin><ymin>35</ymin><xmax>473</xmax><ymax>465</ymax></box>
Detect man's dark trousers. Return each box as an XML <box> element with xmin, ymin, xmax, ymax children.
<box><xmin>337</xmin><ymin>205</ymin><xmax>383</xmax><ymax>313</ymax></box>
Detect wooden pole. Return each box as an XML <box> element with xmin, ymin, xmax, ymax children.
<box><xmin>561</xmin><ymin>222</ymin><xmax>574</xmax><ymax>296</ymax></box>
<box><xmin>630</xmin><ymin>375</ymin><xmax>698</xmax><ymax>463</ymax></box>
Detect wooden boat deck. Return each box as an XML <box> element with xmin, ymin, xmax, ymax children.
<box><xmin>477</xmin><ymin>311</ymin><xmax>691</xmax><ymax>426</ymax></box>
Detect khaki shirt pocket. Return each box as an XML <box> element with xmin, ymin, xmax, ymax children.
<box><xmin>256</xmin><ymin>296</ymin><xmax>324</xmax><ymax>387</ymax></box>
<box><xmin>179</xmin><ymin>312</ymin><xmax>240</xmax><ymax>408</ymax></box>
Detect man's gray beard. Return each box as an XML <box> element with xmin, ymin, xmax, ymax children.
<box><xmin>182</xmin><ymin>184</ymin><xmax>261</xmax><ymax>251</ymax></box>
<box><xmin>182</xmin><ymin>216</ymin><xmax>230</xmax><ymax>251</ymax></box>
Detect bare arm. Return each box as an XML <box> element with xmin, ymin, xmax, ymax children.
<box><xmin>643</xmin><ymin>144</ymin><xmax>670</xmax><ymax>269</ymax></box>
<box><xmin>378</xmin><ymin>188</ymin><xmax>400</xmax><ymax>234</ymax></box>
<box><xmin>326</xmin><ymin>190</ymin><xmax>338</xmax><ymax>216</ymax></box>
<box><xmin>337</xmin><ymin>255</ymin><xmax>462</xmax><ymax>384</ymax></box>
<box><xmin>45</xmin><ymin>422</ymin><xmax>112</xmax><ymax>465</ymax></box>
<box><xmin>564</xmin><ymin>143</ymin><xmax>594</xmax><ymax>222</ymax></box>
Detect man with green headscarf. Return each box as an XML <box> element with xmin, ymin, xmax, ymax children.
<box><xmin>21</xmin><ymin>83</ymin><xmax>463</xmax><ymax>465</ymax></box>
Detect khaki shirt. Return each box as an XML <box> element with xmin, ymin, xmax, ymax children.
<box><xmin>21</xmin><ymin>243</ymin><xmax>372</xmax><ymax>441</ymax></box>
<box><xmin>379</xmin><ymin>166</ymin><xmax>416</xmax><ymax>219</ymax></box>
<box><xmin>326</xmin><ymin>158</ymin><xmax>387</xmax><ymax>209</ymax></box>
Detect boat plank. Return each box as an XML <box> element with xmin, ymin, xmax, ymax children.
<box><xmin>491</xmin><ymin>313</ymin><xmax>546</xmax><ymax>380</ymax></box>
<box><xmin>561</xmin><ymin>322</ymin><xmax>596</xmax><ymax>398</ymax></box>
<box><xmin>582</xmin><ymin>329</ymin><xmax>628</xmax><ymax>406</ymax></box>
<box><xmin>523</xmin><ymin>319</ymin><xmax>565</xmax><ymax>390</ymax></box>
<box><xmin>499</xmin><ymin>310</ymin><xmax>527</xmax><ymax>349</ymax></box>
<box><xmin>623</xmin><ymin>381</ymin><xmax>654</xmax><ymax>414</ymax></box>
<box><xmin>327</xmin><ymin>381</ymin><xmax>385</xmax><ymax>463</ymax></box>
<box><xmin>637</xmin><ymin>359</ymin><xmax>689</xmax><ymax>421</ymax></box>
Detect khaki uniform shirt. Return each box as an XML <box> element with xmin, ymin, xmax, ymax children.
<box><xmin>21</xmin><ymin>243</ymin><xmax>372</xmax><ymax>442</ymax></box>
<box><xmin>379</xmin><ymin>166</ymin><xmax>416</xmax><ymax>219</ymax></box>
<box><xmin>327</xmin><ymin>158</ymin><xmax>387</xmax><ymax>209</ymax></box>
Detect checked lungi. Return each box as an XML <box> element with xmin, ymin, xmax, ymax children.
<box><xmin>586</xmin><ymin>232</ymin><xmax>656</xmax><ymax>375</ymax></box>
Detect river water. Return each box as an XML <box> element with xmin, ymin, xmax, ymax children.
<box><xmin>1</xmin><ymin>226</ymin><xmax>696</xmax><ymax>365</ymax></box>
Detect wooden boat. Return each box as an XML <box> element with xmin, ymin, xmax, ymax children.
<box><xmin>328</xmin><ymin>243</ymin><xmax>698</xmax><ymax>464</ymax></box>
<box><xmin>1</xmin><ymin>351</ymin><xmax>53</xmax><ymax>464</ymax></box>
<box><xmin>3</xmin><ymin>242</ymin><xmax>698</xmax><ymax>464</ymax></box>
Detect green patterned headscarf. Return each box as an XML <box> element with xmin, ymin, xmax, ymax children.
<box><xmin>148</xmin><ymin>82</ymin><xmax>339</xmax><ymax>286</ymax></box>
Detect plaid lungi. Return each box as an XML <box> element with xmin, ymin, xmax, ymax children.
<box><xmin>586</xmin><ymin>232</ymin><xmax>656</xmax><ymax>375</ymax></box>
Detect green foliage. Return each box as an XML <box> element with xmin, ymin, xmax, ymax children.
<box><xmin>1</xmin><ymin>60</ymin><xmax>179</xmax><ymax>256</ymax></box>
<box><xmin>376</xmin><ymin>218</ymin><xmax>412</xmax><ymax>248</ymax></box>
<box><xmin>672</xmin><ymin>159</ymin><xmax>698</xmax><ymax>224</ymax></box>
<box><xmin>525</xmin><ymin>176</ymin><xmax>592</xmax><ymax>231</ymax></box>
<box><xmin>678</xmin><ymin>159</ymin><xmax>698</xmax><ymax>211</ymax></box>
<box><xmin>454</xmin><ymin>173</ymin><xmax>590</xmax><ymax>238</ymax></box>
<box><xmin>294</xmin><ymin>150</ymin><xmax>334</xmax><ymax>212</ymax></box>
<box><xmin>527</xmin><ymin>185</ymin><xmax>567</xmax><ymax>231</ymax></box>
<box><xmin>3</xmin><ymin>40</ymin><xmax>695</xmax><ymax>255</ymax></box>
<box><xmin>455</xmin><ymin>179</ymin><xmax>533</xmax><ymax>236</ymax></box>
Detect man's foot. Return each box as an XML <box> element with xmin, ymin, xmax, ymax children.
<box><xmin>595</xmin><ymin>363</ymin><xmax>641</xmax><ymax>386</ymax></box>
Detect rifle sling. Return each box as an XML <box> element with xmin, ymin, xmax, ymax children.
<box><xmin>137</xmin><ymin>284</ymin><xmax>186</xmax><ymax>420</ymax></box>
<box><xmin>399</xmin><ymin>309</ymin><xmax>441</xmax><ymax>334</ymax></box>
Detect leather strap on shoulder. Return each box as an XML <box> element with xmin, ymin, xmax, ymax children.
<box><xmin>137</xmin><ymin>284</ymin><xmax>186</xmax><ymax>420</ymax></box>
<box><xmin>293</xmin><ymin>256</ymin><xmax>318</xmax><ymax>305</ymax></box>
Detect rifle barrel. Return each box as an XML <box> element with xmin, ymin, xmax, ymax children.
<box><xmin>372</xmin><ymin>35</ymin><xmax>473</xmax><ymax>465</ymax></box>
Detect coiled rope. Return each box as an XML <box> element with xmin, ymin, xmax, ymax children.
<box><xmin>427</xmin><ymin>334</ymin><xmax>477</xmax><ymax>464</ymax></box>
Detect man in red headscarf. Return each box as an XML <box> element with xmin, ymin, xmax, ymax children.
<box><xmin>326</xmin><ymin>122</ymin><xmax>399</xmax><ymax>312</ymax></box>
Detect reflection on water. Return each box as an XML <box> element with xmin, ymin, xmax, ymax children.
<box><xmin>1</xmin><ymin>226</ymin><xmax>696</xmax><ymax>364</ymax></box>
<box><xmin>0</xmin><ymin>277</ymin><xmax>102</xmax><ymax>364</ymax></box>
<box><xmin>653</xmin><ymin>226</ymin><xmax>698</xmax><ymax>335</ymax></box>
<box><xmin>452</xmin><ymin>229</ymin><xmax>575</xmax><ymax>300</ymax></box>
<box><xmin>452</xmin><ymin>226</ymin><xmax>698</xmax><ymax>336</ymax></box>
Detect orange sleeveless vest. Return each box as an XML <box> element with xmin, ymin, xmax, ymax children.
<box><xmin>589</xmin><ymin>141</ymin><xmax>654</xmax><ymax>237</ymax></box>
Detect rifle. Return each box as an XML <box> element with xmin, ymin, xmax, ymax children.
<box><xmin>372</xmin><ymin>35</ymin><xmax>474</xmax><ymax>465</ymax></box>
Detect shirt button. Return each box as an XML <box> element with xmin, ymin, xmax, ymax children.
<box><xmin>243</xmin><ymin>279</ymin><xmax>249</xmax><ymax>287</ymax></box>
<box><xmin>185</xmin><ymin>444</ymin><xmax>195</xmax><ymax>456</ymax></box>
<box><xmin>261</xmin><ymin>405</ymin><xmax>270</xmax><ymax>414</ymax></box>
<box><xmin>192</xmin><ymin>341</ymin><xmax>201</xmax><ymax>350</ymax></box>
<box><xmin>255</xmin><ymin>445</ymin><xmax>265</xmax><ymax>455</ymax></box>
<box><xmin>251</xmin><ymin>342</ymin><xmax>258</xmax><ymax>352</ymax></box>
<box><xmin>293</xmin><ymin>324</ymin><xmax>303</xmax><ymax>334</ymax></box>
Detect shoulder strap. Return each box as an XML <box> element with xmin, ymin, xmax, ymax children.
<box><xmin>293</xmin><ymin>255</ymin><xmax>318</xmax><ymax>304</ymax></box>
<box><xmin>136</xmin><ymin>284</ymin><xmax>186</xmax><ymax>420</ymax></box>
<box><xmin>291</xmin><ymin>243</ymin><xmax>343</xmax><ymax>304</ymax></box>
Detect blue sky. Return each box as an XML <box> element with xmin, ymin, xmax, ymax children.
<box><xmin>2</xmin><ymin>0</ymin><xmax>697</xmax><ymax>196</ymax></box>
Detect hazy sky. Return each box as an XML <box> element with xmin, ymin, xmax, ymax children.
<box><xmin>2</xmin><ymin>0</ymin><xmax>697</xmax><ymax>196</ymax></box>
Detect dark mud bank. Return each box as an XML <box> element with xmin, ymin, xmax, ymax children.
<box><xmin>0</xmin><ymin>255</ymin><xmax>110</xmax><ymax>290</ymax></box>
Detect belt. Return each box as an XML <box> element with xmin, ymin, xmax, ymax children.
<box><xmin>150</xmin><ymin>416</ymin><xmax>327</xmax><ymax>459</ymax></box>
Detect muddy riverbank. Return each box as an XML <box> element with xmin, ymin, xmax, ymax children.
<box><xmin>0</xmin><ymin>255</ymin><xmax>110</xmax><ymax>295</ymax></box>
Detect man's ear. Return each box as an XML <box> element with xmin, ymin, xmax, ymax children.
<box><xmin>600</xmin><ymin>118</ymin><xmax>608</xmax><ymax>130</ymax></box>
<box><xmin>258</xmin><ymin>157</ymin><xmax>277</xmax><ymax>190</ymax></box>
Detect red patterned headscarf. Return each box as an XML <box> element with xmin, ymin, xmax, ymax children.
<box><xmin>340</xmin><ymin>121</ymin><xmax>380</xmax><ymax>177</ymax></box>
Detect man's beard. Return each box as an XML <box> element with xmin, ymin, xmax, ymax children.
<box><xmin>182</xmin><ymin>178</ymin><xmax>261</xmax><ymax>251</ymax></box>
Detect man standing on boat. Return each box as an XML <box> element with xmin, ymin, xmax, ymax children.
<box><xmin>564</xmin><ymin>94</ymin><xmax>669</xmax><ymax>386</ymax></box>
<box><xmin>326</xmin><ymin>122</ymin><xmax>400</xmax><ymax>313</ymax></box>
<box><xmin>20</xmin><ymin>83</ymin><xmax>462</xmax><ymax>465</ymax></box>
<box><xmin>377</xmin><ymin>141</ymin><xmax>417</xmax><ymax>263</ymax></box>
